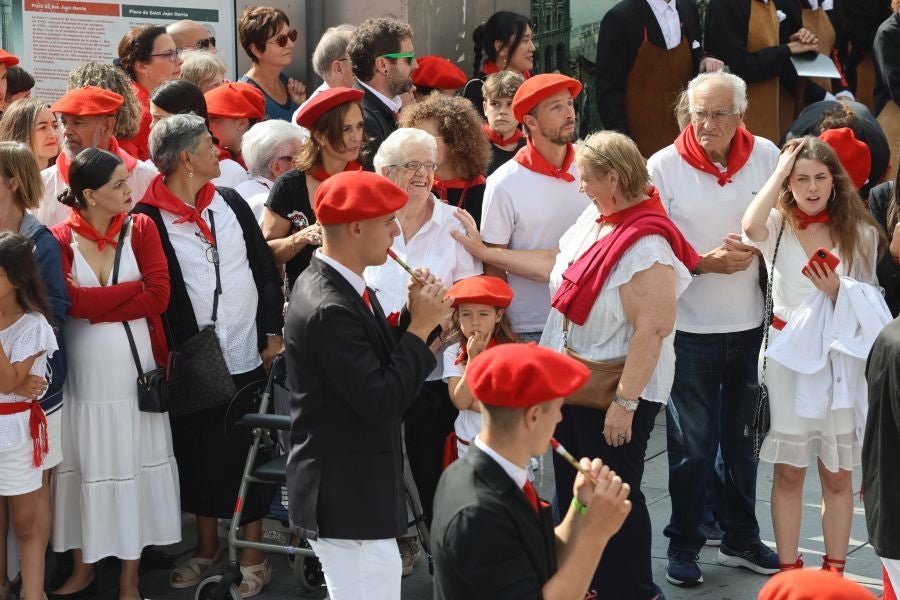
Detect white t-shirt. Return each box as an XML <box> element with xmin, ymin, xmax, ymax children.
<box><xmin>480</xmin><ymin>156</ymin><xmax>589</xmax><ymax>333</ymax></box>
<box><xmin>647</xmin><ymin>136</ymin><xmax>779</xmax><ymax>333</ymax></box>
<box><xmin>233</xmin><ymin>177</ymin><xmax>273</xmax><ymax>225</ymax></box>
<box><xmin>442</xmin><ymin>342</ymin><xmax>481</xmax><ymax>459</ymax></box>
<box><xmin>213</xmin><ymin>158</ymin><xmax>250</xmax><ymax>189</ymax></box>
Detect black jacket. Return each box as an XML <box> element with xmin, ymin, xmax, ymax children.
<box><xmin>867</xmin><ymin>181</ymin><xmax>900</xmax><ymax>317</ymax></box>
<box><xmin>284</xmin><ymin>255</ymin><xmax>435</xmax><ymax>540</ymax></box>
<box><xmin>595</xmin><ymin>0</ymin><xmax>703</xmax><ymax>134</ymax></box>
<box><xmin>356</xmin><ymin>81</ymin><xmax>399</xmax><ymax>171</ymax></box>
<box><xmin>432</xmin><ymin>444</ymin><xmax>557</xmax><ymax>599</ymax></box>
<box><xmin>874</xmin><ymin>13</ymin><xmax>900</xmax><ymax>114</ymax></box>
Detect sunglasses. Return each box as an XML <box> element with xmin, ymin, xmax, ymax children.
<box><xmin>191</xmin><ymin>37</ymin><xmax>216</xmax><ymax>51</ymax></box>
<box><xmin>150</xmin><ymin>48</ymin><xmax>183</xmax><ymax>63</ymax></box>
<box><xmin>380</xmin><ymin>52</ymin><xmax>415</xmax><ymax>65</ymax></box>
<box><xmin>268</xmin><ymin>29</ymin><xmax>298</xmax><ymax>48</ymax></box>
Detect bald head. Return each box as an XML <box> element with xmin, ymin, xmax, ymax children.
<box><xmin>168</xmin><ymin>20</ymin><xmax>217</xmax><ymax>53</ymax></box>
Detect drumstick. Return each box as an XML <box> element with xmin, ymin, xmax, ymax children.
<box><xmin>387</xmin><ymin>248</ymin><xmax>427</xmax><ymax>286</ymax></box>
<box><xmin>550</xmin><ymin>438</ymin><xmax>598</xmax><ymax>486</ymax></box>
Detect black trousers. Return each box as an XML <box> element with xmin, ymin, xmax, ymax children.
<box><xmin>554</xmin><ymin>401</ymin><xmax>660</xmax><ymax>600</ymax></box>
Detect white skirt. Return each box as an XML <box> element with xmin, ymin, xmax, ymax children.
<box><xmin>0</xmin><ymin>435</ymin><xmax>41</xmax><ymax>496</ymax></box>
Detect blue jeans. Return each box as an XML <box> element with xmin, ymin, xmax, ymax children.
<box><xmin>665</xmin><ymin>327</ymin><xmax>763</xmax><ymax>554</ymax></box>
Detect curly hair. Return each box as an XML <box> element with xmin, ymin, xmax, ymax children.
<box><xmin>117</xmin><ymin>25</ymin><xmax>168</xmax><ymax>81</ymax></box>
<box><xmin>238</xmin><ymin>6</ymin><xmax>289</xmax><ymax>63</ymax></box>
<box><xmin>399</xmin><ymin>94</ymin><xmax>490</xmax><ymax>180</ymax></box>
<box><xmin>776</xmin><ymin>136</ymin><xmax>884</xmax><ymax>278</ymax></box>
<box><xmin>816</xmin><ymin>102</ymin><xmax>862</xmax><ymax>137</ymax></box>
<box><xmin>67</xmin><ymin>62</ymin><xmax>141</xmax><ymax>140</ymax></box>
<box><xmin>347</xmin><ymin>18</ymin><xmax>413</xmax><ymax>83</ymax></box>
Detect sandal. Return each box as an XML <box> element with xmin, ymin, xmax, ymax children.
<box><xmin>239</xmin><ymin>560</ymin><xmax>272</xmax><ymax>598</ymax></box>
<box><xmin>780</xmin><ymin>555</ymin><xmax>804</xmax><ymax>571</ymax></box>
<box><xmin>822</xmin><ymin>555</ymin><xmax>846</xmax><ymax>576</ymax></box>
<box><xmin>169</xmin><ymin>547</ymin><xmax>225</xmax><ymax>589</ymax></box>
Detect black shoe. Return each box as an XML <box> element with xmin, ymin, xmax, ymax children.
<box><xmin>717</xmin><ymin>540</ymin><xmax>780</xmax><ymax>575</ymax></box>
<box><xmin>47</xmin><ymin>578</ymin><xmax>97</xmax><ymax>600</ymax></box>
<box><xmin>141</xmin><ymin>546</ymin><xmax>175</xmax><ymax>569</ymax></box>
<box><xmin>666</xmin><ymin>550</ymin><xmax>703</xmax><ymax>586</ymax></box>
<box><xmin>700</xmin><ymin>520</ymin><xmax>724</xmax><ymax>547</ymax></box>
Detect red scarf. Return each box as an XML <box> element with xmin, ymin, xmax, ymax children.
<box><xmin>513</xmin><ymin>139</ymin><xmax>576</xmax><ymax>182</ymax></box>
<box><xmin>596</xmin><ymin>193</ymin><xmax>667</xmax><ymax>226</ymax></box>
<box><xmin>56</xmin><ymin>137</ymin><xmax>138</xmax><ymax>185</ymax></box>
<box><xmin>0</xmin><ymin>401</ymin><xmax>48</xmax><ymax>467</ymax></box>
<box><xmin>455</xmin><ymin>336</ymin><xmax>499</xmax><ymax>365</ymax></box>
<box><xmin>551</xmin><ymin>189</ymin><xmax>701</xmax><ymax>325</ymax></box>
<box><xmin>307</xmin><ymin>161</ymin><xmax>363</xmax><ymax>183</ymax></box>
<box><xmin>216</xmin><ymin>144</ymin><xmax>246</xmax><ymax>170</ymax></box>
<box><xmin>482</xmin><ymin>123</ymin><xmax>524</xmax><ymax>147</ymax></box>
<box><xmin>674</xmin><ymin>124</ymin><xmax>755</xmax><ymax>187</ymax></box>
<box><xmin>793</xmin><ymin>206</ymin><xmax>830</xmax><ymax>229</ymax></box>
<box><xmin>432</xmin><ymin>174</ymin><xmax>486</xmax><ymax>209</ymax></box>
<box><xmin>139</xmin><ymin>174</ymin><xmax>217</xmax><ymax>244</ymax></box>
<box><xmin>65</xmin><ymin>210</ymin><xmax>127</xmax><ymax>251</ymax></box>
<box><xmin>481</xmin><ymin>60</ymin><xmax>531</xmax><ymax>79</ymax></box>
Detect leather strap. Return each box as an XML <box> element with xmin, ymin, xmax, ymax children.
<box><xmin>110</xmin><ymin>217</ymin><xmax>145</xmax><ymax>380</ymax></box>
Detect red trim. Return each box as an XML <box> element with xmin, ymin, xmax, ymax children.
<box><xmin>772</xmin><ymin>316</ymin><xmax>787</xmax><ymax>331</ymax></box>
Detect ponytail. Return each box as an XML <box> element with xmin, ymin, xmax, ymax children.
<box><xmin>472</xmin><ymin>24</ymin><xmax>485</xmax><ymax>77</ymax></box>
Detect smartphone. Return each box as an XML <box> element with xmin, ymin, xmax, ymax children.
<box><xmin>802</xmin><ymin>247</ymin><xmax>840</xmax><ymax>277</ymax></box>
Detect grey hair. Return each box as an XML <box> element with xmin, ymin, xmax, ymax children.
<box><xmin>241</xmin><ymin>120</ymin><xmax>304</xmax><ymax>179</ymax></box>
<box><xmin>687</xmin><ymin>71</ymin><xmax>748</xmax><ymax>115</ymax></box>
<box><xmin>180</xmin><ymin>49</ymin><xmax>226</xmax><ymax>89</ymax></box>
<box><xmin>312</xmin><ymin>25</ymin><xmax>355</xmax><ymax>78</ymax></box>
<box><xmin>373</xmin><ymin>128</ymin><xmax>437</xmax><ymax>173</ymax></box>
<box><xmin>149</xmin><ymin>113</ymin><xmax>209</xmax><ymax>175</ymax></box>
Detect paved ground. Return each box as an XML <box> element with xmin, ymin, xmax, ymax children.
<box><xmin>78</xmin><ymin>409</ymin><xmax>884</xmax><ymax>599</ymax></box>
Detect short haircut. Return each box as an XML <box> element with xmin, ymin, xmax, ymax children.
<box><xmin>687</xmin><ymin>71</ymin><xmax>748</xmax><ymax>115</ymax></box>
<box><xmin>149</xmin><ymin>113</ymin><xmax>208</xmax><ymax>175</ymax></box>
<box><xmin>0</xmin><ymin>141</ymin><xmax>43</xmax><ymax>210</ymax></box>
<box><xmin>373</xmin><ymin>128</ymin><xmax>437</xmax><ymax>173</ymax></box>
<box><xmin>576</xmin><ymin>131</ymin><xmax>650</xmax><ymax>201</ymax></box>
<box><xmin>5</xmin><ymin>66</ymin><xmax>35</xmax><ymax>97</ymax></box>
<box><xmin>312</xmin><ymin>25</ymin><xmax>355</xmax><ymax>78</ymax></box>
<box><xmin>68</xmin><ymin>62</ymin><xmax>141</xmax><ymax>140</ymax></box>
<box><xmin>180</xmin><ymin>49</ymin><xmax>226</xmax><ymax>90</ymax></box>
<box><xmin>482</xmin><ymin>71</ymin><xmax>525</xmax><ymax>101</ymax></box>
<box><xmin>238</xmin><ymin>6</ymin><xmax>289</xmax><ymax>63</ymax></box>
<box><xmin>117</xmin><ymin>24</ymin><xmax>169</xmax><ymax>81</ymax></box>
<box><xmin>348</xmin><ymin>18</ymin><xmax>413</xmax><ymax>83</ymax></box>
<box><xmin>242</xmin><ymin>119</ymin><xmax>304</xmax><ymax>179</ymax></box>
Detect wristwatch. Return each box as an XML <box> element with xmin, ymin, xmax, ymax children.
<box><xmin>614</xmin><ymin>395</ymin><xmax>639</xmax><ymax>412</ymax></box>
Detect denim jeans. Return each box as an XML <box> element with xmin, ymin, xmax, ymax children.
<box><xmin>665</xmin><ymin>326</ymin><xmax>763</xmax><ymax>554</ymax></box>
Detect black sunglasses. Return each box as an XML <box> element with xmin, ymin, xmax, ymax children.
<box><xmin>268</xmin><ymin>29</ymin><xmax>298</xmax><ymax>48</ymax></box>
<box><xmin>193</xmin><ymin>37</ymin><xmax>216</xmax><ymax>50</ymax></box>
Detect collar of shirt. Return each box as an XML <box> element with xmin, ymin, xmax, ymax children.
<box><xmin>358</xmin><ymin>80</ymin><xmax>403</xmax><ymax>114</ymax></box>
<box><xmin>254</xmin><ymin>176</ymin><xmax>274</xmax><ymax>190</ymax></box>
<box><xmin>317</xmin><ymin>249</ymin><xmax>368</xmax><ymax>298</ymax></box>
<box><xmin>806</xmin><ymin>0</ymin><xmax>833</xmax><ymax>9</ymax></box>
<box><xmin>646</xmin><ymin>0</ymin><xmax>681</xmax><ymax>50</ymax></box>
<box><xmin>397</xmin><ymin>195</ymin><xmax>443</xmax><ymax>241</ymax></box>
<box><xmin>474</xmin><ymin>436</ymin><xmax>528</xmax><ymax>488</ymax></box>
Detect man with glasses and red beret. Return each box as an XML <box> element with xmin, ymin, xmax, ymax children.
<box><xmin>347</xmin><ymin>18</ymin><xmax>418</xmax><ymax>170</ymax></box>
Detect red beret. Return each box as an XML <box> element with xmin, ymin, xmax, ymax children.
<box><xmin>467</xmin><ymin>343</ymin><xmax>590</xmax><ymax>409</ymax></box>
<box><xmin>314</xmin><ymin>171</ymin><xmax>408</xmax><ymax>225</ymax></box>
<box><xmin>0</xmin><ymin>49</ymin><xmax>19</xmax><ymax>67</ymax></box>
<box><xmin>411</xmin><ymin>56</ymin><xmax>468</xmax><ymax>90</ymax></box>
<box><xmin>512</xmin><ymin>74</ymin><xmax>582</xmax><ymax>123</ymax></box>
<box><xmin>818</xmin><ymin>127</ymin><xmax>871</xmax><ymax>190</ymax></box>
<box><xmin>447</xmin><ymin>275</ymin><xmax>513</xmax><ymax>308</ymax></box>
<box><xmin>757</xmin><ymin>569</ymin><xmax>875</xmax><ymax>600</ymax></box>
<box><xmin>295</xmin><ymin>87</ymin><xmax>364</xmax><ymax>129</ymax></box>
<box><xmin>205</xmin><ymin>82</ymin><xmax>265</xmax><ymax>120</ymax></box>
<box><xmin>50</xmin><ymin>86</ymin><xmax>123</xmax><ymax>117</ymax></box>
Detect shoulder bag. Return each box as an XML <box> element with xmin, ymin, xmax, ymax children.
<box><xmin>561</xmin><ymin>314</ymin><xmax>626</xmax><ymax>411</ymax></box>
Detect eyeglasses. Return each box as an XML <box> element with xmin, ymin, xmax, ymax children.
<box><xmin>194</xmin><ymin>231</ymin><xmax>220</xmax><ymax>265</ymax></box>
<box><xmin>388</xmin><ymin>161</ymin><xmax>438</xmax><ymax>172</ymax></box>
<box><xmin>150</xmin><ymin>48</ymin><xmax>183</xmax><ymax>63</ymax></box>
<box><xmin>268</xmin><ymin>29</ymin><xmax>298</xmax><ymax>47</ymax></box>
<box><xmin>190</xmin><ymin>37</ymin><xmax>216</xmax><ymax>51</ymax></box>
<box><xmin>380</xmin><ymin>52</ymin><xmax>415</xmax><ymax>65</ymax></box>
<box><xmin>690</xmin><ymin>109</ymin><xmax>737</xmax><ymax>123</ymax></box>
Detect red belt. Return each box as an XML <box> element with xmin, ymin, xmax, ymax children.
<box><xmin>771</xmin><ymin>316</ymin><xmax>787</xmax><ymax>331</ymax></box>
<box><xmin>0</xmin><ymin>401</ymin><xmax>48</xmax><ymax>467</ymax></box>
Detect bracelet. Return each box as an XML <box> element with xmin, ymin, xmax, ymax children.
<box><xmin>571</xmin><ymin>497</ymin><xmax>588</xmax><ymax>516</ymax></box>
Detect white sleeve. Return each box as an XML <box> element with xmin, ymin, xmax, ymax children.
<box><xmin>9</xmin><ymin>314</ymin><xmax>57</xmax><ymax>365</ymax></box>
<box><xmin>479</xmin><ymin>179</ymin><xmax>515</xmax><ymax>245</ymax></box>
<box><xmin>442</xmin><ymin>343</ymin><xmax>465</xmax><ymax>382</ymax></box>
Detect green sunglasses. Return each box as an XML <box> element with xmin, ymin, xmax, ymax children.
<box><xmin>380</xmin><ymin>52</ymin><xmax>415</xmax><ymax>62</ymax></box>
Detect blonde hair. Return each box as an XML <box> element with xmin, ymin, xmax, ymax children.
<box><xmin>482</xmin><ymin>71</ymin><xmax>525</xmax><ymax>101</ymax></box>
<box><xmin>0</xmin><ymin>141</ymin><xmax>44</xmax><ymax>210</ymax></box>
<box><xmin>180</xmin><ymin>49</ymin><xmax>226</xmax><ymax>90</ymax></box>
<box><xmin>575</xmin><ymin>131</ymin><xmax>649</xmax><ymax>201</ymax></box>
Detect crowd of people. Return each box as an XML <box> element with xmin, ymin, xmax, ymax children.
<box><xmin>0</xmin><ymin>2</ymin><xmax>898</xmax><ymax>600</ymax></box>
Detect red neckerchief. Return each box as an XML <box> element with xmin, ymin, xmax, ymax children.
<box><xmin>481</xmin><ymin>60</ymin><xmax>531</xmax><ymax>79</ymax></box>
<box><xmin>513</xmin><ymin>138</ymin><xmax>575</xmax><ymax>182</ymax></box>
<box><xmin>455</xmin><ymin>336</ymin><xmax>499</xmax><ymax>365</ymax></box>
<box><xmin>551</xmin><ymin>188</ymin><xmax>701</xmax><ymax>325</ymax></box>
<box><xmin>0</xmin><ymin>401</ymin><xmax>48</xmax><ymax>467</ymax></box>
<box><xmin>56</xmin><ymin>137</ymin><xmax>138</xmax><ymax>185</ymax></box>
<box><xmin>216</xmin><ymin>144</ymin><xmax>246</xmax><ymax>170</ymax></box>
<box><xmin>482</xmin><ymin>123</ymin><xmax>524</xmax><ymax>147</ymax></box>
<box><xmin>65</xmin><ymin>210</ymin><xmax>127</xmax><ymax>251</ymax></box>
<box><xmin>674</xmin><ymin>124</ymin><xmax>755</xmax><ymax>187</ymax></box>
<box><xmin>307</xmin><ymin>161</ymin><xmax>363</xmax><ymax>183</ymax></box>
<box><xmin>432</xmin><ymin>174</ymin><xmax>487</xmax><ymax>209</ymax></box>
<box><xmin>596</xmin><ymin>193</ymin><xmax>667</xmax><ymax>226</ymax></box>
<box><xmin>139</xmin><ymin>174</ymin><xmax>217</xmax><ymax>244</ymax></box>
<box><xmin>793</xmin><ymin>205</ymin><xmax>830</xmax><ymax>229</ymax></box>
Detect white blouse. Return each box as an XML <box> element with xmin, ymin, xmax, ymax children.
<box><xmin>540</xmin><ymin>204</ymin><xmax>693</xmax><ymax>404</ymax></box>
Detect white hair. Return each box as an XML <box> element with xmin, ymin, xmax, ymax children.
<box><xmin>373</xmin><ymin>128</ymin><xmax>437</xmax><ymax>173</ymax></box>
<box><xmin>241</xmin><ymin>120</ymin><xmax>304</xmax><ymax>179</ymax></box>
<box><xmin>687</xmin><ymin>71</ymin><xmax>748</xmax><ymax>115</ymax></box>
<box><xmin>312</xmin><ymin>25</ymin><xmax>355</xmax><ymax>78</ymax></box>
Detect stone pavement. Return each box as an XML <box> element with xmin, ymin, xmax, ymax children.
<box><xmin>83</xmin><ymin>409</ymin><xmax>884</xmax><ymax>600</ymax></box>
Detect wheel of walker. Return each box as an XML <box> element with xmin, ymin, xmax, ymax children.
<box><xmin>195</xmin><ymin>575</ymin><xmax>243</xmax><ymax>600</ymax></box>
<box><xmin>289</xmin><ymin>539</ymin><xmax>325</xmax><ymax>591</ymax></box>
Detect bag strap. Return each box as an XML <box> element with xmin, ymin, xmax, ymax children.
<box><xmin>759</xmin><ymin>223</ymin><xmax>785</xmax><ymax>385</ymax></box>
<box><xmin>109</xmin><ymin>217</ymin><xmax>145</xmax><ymax>380</ymax></box>
<box><xmin>208</xmin><ymin>210</ymin><xmax>221</xmax><ymax>324</ymax></box>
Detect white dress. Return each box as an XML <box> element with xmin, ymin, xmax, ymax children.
<box><xmin>750</xmin><ymin>210</ymin><xmax>879</xmax><ymax>472</ymax></box>
<box><xmin>52</xmin><ymin>230</ymin><xmax>181</xmax><ymax>563</ymax></box>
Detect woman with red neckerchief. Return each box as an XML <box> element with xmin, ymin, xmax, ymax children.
<box><xmin>462</xmin><ymin>11</ymin><xmax>534</xmax><ymax>119</ymax></box>
<box><xmin>262</xmin><ymin>88</ymin><xmax>365</xmax><ymax>291</ymax></box>
<box><xmin>743</xmin><ymin>136</ymin><xmax>887</xmax><ymax>577</ymax></box>
<box><xmin>400</xmin><ymin>94</ymin><xmax>491</xmax><ymax>228</ymax></box>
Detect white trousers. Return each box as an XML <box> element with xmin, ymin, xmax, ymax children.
<box><xmin>884</xmin><ymin>558</ymin><xmax>900</xmax><ymax>594</ymax></box>
<box><xmin>308</xmin><ymin>537</ymin><xmax>402</xmax><ymax>600</ymax></box>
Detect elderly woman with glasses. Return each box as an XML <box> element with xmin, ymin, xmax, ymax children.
<box><xmin>452</xmin><ymin>131</ymin><xmax>700</xmax><ymax>599</ymax></box>
<box><xmin>237</xmin><ymin>6</ymin><xmax>307</xmax><ymax>121</ymax></box>
<box><xmin>235</xmin><ymin>120</ymin><xmax>304</xmax><ymax>224</ymax></box>
<box><xmin>116</xmin><ymin>25</ymin><xmax>183</xmax><ymax>161</ymax></box>
<box><xmin>364</xmin><ymin>127</ymin><xmax>481</xmax><ymax>569</ymax></box>
<box><xmin>133</xmin><ymin>113</ymin><xmax>283</xmax><ymax>598</ymax></box>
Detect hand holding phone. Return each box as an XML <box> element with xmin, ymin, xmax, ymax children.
<box><xmin>802</xmin><ymin>247</ymin><xmax>840</xmax><ymax>278</ymax></box>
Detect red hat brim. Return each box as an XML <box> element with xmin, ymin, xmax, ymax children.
<box><xmin>295</xmin><ymin>87</ymin><xmax>364</xmax><ymax>129</ymax></box>
<box><xmin>512</xmin><ymin>74</ymin><xmax>582</xmax><ymax>123</ymax></box>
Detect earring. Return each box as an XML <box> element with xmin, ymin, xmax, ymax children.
<box><xmin>188</xmin><ymin>169</ymin><xmax>194</xmax><ymax>178</ymax></box>
<box><xmin>91</xmin><ymin>202</ymin><xmax>96</xmax><ymax>207</ymax></box>
<box><xmin>829</xmin><ymin>188</ymin><xmax>836</xmax><ymax>203</ymax></box>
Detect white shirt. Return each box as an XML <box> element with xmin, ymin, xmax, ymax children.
<box><xmin>806</xmin><ymin>0</ymin><xmax>833</xmax><ymax>10</ymax></box>
<box><xmin>234</xmin><ymin>177</ymin><xmax>273</xmax><ymax>225</ymax></box>
<box><xmin>35</xmin><ymin>159</ymin><xmax>158</xmax><ymax>227</ymax></box>
<box><xmin>358</xmin><ymin>80</ymin><xmax>403</xmax><ymax>113</ymax></box>
<box><xmin>291</xmin><ymin>81</ymin><xmax>329</xmax><ymax>141</ymax></box>
<box><xmin>647</xmin><ymin>0</ymin><xmax>682</xmax><ymax>50</ymax></box>
<box><xmin>442</xmin><ymin>342</ymin><xmax>481</xmax><ymax>455</ymax></box>
<box><xmin>540</xmin><ymin>204</ymin><xmax>693</xmax><ymax>403</ymax></box>
<box><xmin>365</xmin><ymin>198</ymin><xmax>482</xmax><ymax>380</ymax></box>
<box><xmin>480</xmin><ymin>156</ymin><xmax>589</xmax><ymax>334</ymax></box>
<box><xmin>212</xmin><ymin>158</ymin><xmax>249</xmax><ymax>189</ymax></box>
<box><xmin>647</xmin><ymin>136</ymin><xmax>780</xmax><ymax>333</ymax></box>
<box><xmin>317</xmin><ymin>249</ymin><xmax>369</xmax><ymax>300</ymax></box>
<box><xmin>161</xmin><ymin>191</ymin><xmax>261</xmax><ymax>374</ymax></box>
<box><xmin>474</xmin><ymin>436</ymin><xmax>527</xmax><ymax>488</ymax></box>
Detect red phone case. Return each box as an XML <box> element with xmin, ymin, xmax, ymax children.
<box><xmin>802</xmin><ymin>247</ymin><xmax>840</xmax><ymax>276</ymax></box>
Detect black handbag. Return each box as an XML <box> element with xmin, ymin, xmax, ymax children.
<box><xmin>169</xmin><ymin>210</ymin><xmax>237</xmax><ymax>416</ymax></box>
<box><xmin>752</xmin><ymin>223</ymin><xmax>784</xmax><ymax>462</ymax></box>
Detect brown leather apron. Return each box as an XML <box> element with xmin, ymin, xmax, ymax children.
<box><xmin>878</xmin><ymin>100</ymin><xmax>900</xmax><ymax>182</ymax></box>
<box><xmin>855</xmin><ymin>53</ymin><xmax>877</xmax><ymax>112</ymax></box>
<box><xmin>801</xmin><ymin>6</ymin><xmax>836</xmax><ymax>91</ymax></box>
<box><xmin>624</xmin><ymin>29</ymin><xmax>693</xmax><ymax>157</ymax></box>
<box><xmin>744</xmin><ymin>0</ymin><xmax>782</xmax><ymax>142</ymax></box>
